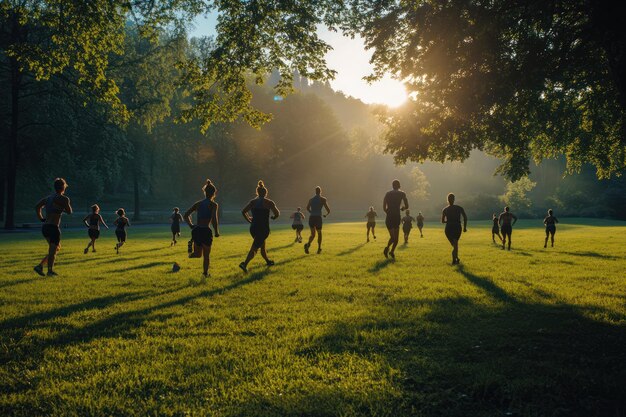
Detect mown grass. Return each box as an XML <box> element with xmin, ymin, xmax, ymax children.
<box><xmin>1</xmin><ymin>219</ymin><xmax>625</xmax><ymax>416</ymax></box>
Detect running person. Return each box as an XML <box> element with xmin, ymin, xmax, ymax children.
<box><xmin>365</xmin><ymin>206</ymin><xmax>377</xmax><ymax>242</ymax></box>
<box><xmin>383</xmin><ymin>180</ymin><xmax>409</xmax><ymax>259</ymax></box>
<box><xmin>290</xmin><ymin>207</ymin><xmax>305</xmax><ymax>243</ymax></box>
<box><xmin>491</xmin><ymin>213</ymin><xmax>502</xmax><ymax>244</ymax></box>
<box><xmin>239</xmin><ymin>180</ymin><xmax>280</xmax><ymax>272</ymax></box>
<box><xmin>543</xmin><ymin>209</ymin><xmax>559</xmax><ymax>248</ymax></box>
<box><xmin>402</xmin><ymin>210</ymin><xmax>415</xmax><ymax>244</ymax></box>
<box><xmin>170</xmin><ymin>207</ymin><xmax>184</xmax><ymax>246</ymax></box>
<box><xmin>183</xmin><ymin>179</ymin><xmax>220</xmax><ymax>277</ymax></box>
<box><xmin>113</xmin><ymin>208</ymin><xmax>131</xmax><ymax>254</ymax></box>
<box><xmin>305</xmin><ymin>186</ymin><xmax>330</xmax><ymax>254</ymax></box>
<box><xmin>34</xmin><ymin>178</ymin><xmax>73</xmax><ymax>276</ymax></box>
<box><xmin>83</xmin><ymin>204</ymin><xmax>108</xmax><ymax>254</ymax></box>
<box><xmin>416</xmin><ymin>211</ymin><xmax>425</xmax><ymax>238</ymax></box>
<box><xmin>498</xmin><ymin>206</ymin><xmax>518</xmax><ymax>251</ymax></box>
<box><xmin>441</xmin><ymin>193</ymin><xmax>467</xmax><ymax>265</ymax></box>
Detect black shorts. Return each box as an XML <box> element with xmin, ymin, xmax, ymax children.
<box><xmin>403</xmin><ymin>225</ymin><xmax>412</xmax><ymax>233</ymax></box>
<box><xmin>367</xmin><ymin>221</ymin><xmax>376</xmax><ymax>228</ymax></box>
<box><xmin>385</xmin><ymin>214</ymin><xmax>401</xmax><ymax>230</ymax></box>
<box><xmin>42</xmin><ymin>224</ymin><xmax>61</xmax><ymax>245</ymax></box>
<box><xmin>492</xmin><ymin>226</ymin><xmax>499</xmax><ymax>234</ymax></box>
<box><xmin>115</xmin><ymin>229</ymin><xmax>127</xmax><ymax>242</ymax></box>
<box><xmin>171</xmin><ymin>224</ymin><xmax>181</xmax><ymax>234</ymax></box>
<box><xmin>292</xmin><ymin>224</ymin><xmax>304</xmax><ymax>231</ymax></box>
<box><xmin>250</xmin><ymin>226</ymin><xmax>270</xmax><ymax>248</ymax></box>
<box><xmin>445</xmin><ymin>224</ymin><xmax>462</xmax><ymax>243</ymax></box>
<box><xmin>417</xmin><ymin>222</ymin><xmax>424</xmax><ymax>229</ymax></box>
<box><xmin>501</xmin><ymin>224</ymin><xmax>512</xmax><ymax>235</ymax></box>
<box><xmin>309</xmin><ymin>215</ymin><xmax>323</xmax><ymax>230</ymax></box>
<box><xmin>546</xmin><ymin>225</ymin><xmax>556</xmax><ymax>235</ymax></box>
<box><xmin>88</xmin><ymin>229</ymin><xmax>100</xmax><ymax>240</ymax></box>
<box><xmin>192</xmin><ymin>226</ymin><xmax>213</xmax><ymax>247</ymax></box>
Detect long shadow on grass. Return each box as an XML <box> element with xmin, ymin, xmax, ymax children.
<box><xmin>110</xmin><ymin>261</ymin><xmax>172</xmax><ymax>273</ymax></box>
<box><xmin>292</xmin><ymin>268</ymin><xmax>626</xmax><ymax>417</ymax></box>
<box><xmin>558</xmin><ymin>251</ymin><xmax>620</xmax><ymax>260</ymax></box>
<box><xmin>368</xmin><ymin>258</ymin><xmax>393</xmax><ymax>273</ymax></box>
<box><xmin>0</xmin><ymin>277</ymin><xmax>40</xmax><ymax>289</ymax></box>
<box><xmin>337</xmin><ymin>243</ymin><xmax>366</xmax><ymax>256</ymax></box>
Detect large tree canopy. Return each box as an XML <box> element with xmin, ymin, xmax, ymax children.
<box><xmin>343</xmin><ymin>0</ymin><xmax>626</xmax><ymax>179</ymax></box>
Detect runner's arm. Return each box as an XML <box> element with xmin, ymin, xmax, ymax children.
<box><xmin>184</xmin><ymin>202</ymin><xmax>199</xmax><ymax>228</ymax></box>
<box><xmin>241</xmin><ymin>201</ymin><xmax>253</xmax><ymax>223</ymax></box>
<box><xmin>401</xmin><ymin>194</ymin><xmax>408</xmax><ymax>211</ymax></box>
<box><xmin>99</xmin><ymin>215</ymin><xmax>109</xmax><ymax>229</ymax></box>
<box><xmin>270</xmin><ymin>201</ymin><xmax>280</xmax><ymax>220</ymax></box>
<box><xmin>461</xmin><ymin>208</ymin><xmax>468</xmax><ymax>232</ymax></box>
<box><xmin>83</xmin><ymin>215</ymin><xmax>90</xmax><ymax>227</ymax></box>
<box><xmin>211</xmin><ymin>202</ymin><xmax>220</xmax><ymax>237</ymax></box>
<box><xmin>441</xmin><ymin>209</ymin><xmax>446</xmax><ymax>224</ymax></box>
<box><xmin>323</xmin><ymin>199</ymin><xmax>330</xmax><ymax>217</ymax></box>
<box><xmin>62</xmin><ymin>196</ymin><xmax>73</xmax><ymax>214</ymax></box>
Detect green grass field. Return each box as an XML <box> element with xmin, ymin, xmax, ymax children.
<box><xmin>1</xmin><ymin>220</ymin><xmax>625</xmax><ymax>416</ymax></box>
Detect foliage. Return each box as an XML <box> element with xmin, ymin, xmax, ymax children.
<box><xmin>343</xmin><ymin>0</ymin><xmax>626</xmax><ymax>180</ymax></box>
<box><xmin>500</xmin><ymin>177</ymin><xmax>537</xmax><ymax>216</ymax></box>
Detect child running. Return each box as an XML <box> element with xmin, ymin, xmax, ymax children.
<box><xmin>170</xmin><ymin>207</ymin><xmax>184</xmax><ymax>246</ymax></box>
<box><xmin>290</xmin><ymin>207</ymin><xmax>305</xmax><ymax>243</ymax></box>
<box><xmin>239</xmin><ymin>180</ymin><xmax>280</xmax><ymax>272</ymax></box>
<box><xmin>34</xmin><ymin>178</ymin><xmax>73</xmax><ymax>276</ymax></box>
<box><xmin>83</xmin><ymin>204</ymin><xmax>108</xmax><ymax>254</ymax></box>
<box><xmin>543</xmin><ymin>209</ymin><xmax>559</xmax><ymax>248</ymax></box>
<box><xmin>113</xmin><ymin>208</ymin><xmax>131</xmax><ymax>254</ymax></box>
<box><xmin>365</xmin><ymin>206</ymin><xmax>377</xmax><ymax>242</ymax></box>
<box><xmin>491</xmin><ymin>213</ymin><xmax>502</xmax><ymax>244</ymax></box>
<box><xmin>416</xmin><ymin>211</ymin><xmax>425</xmax><ymax>238</ymax></box>
<box><xmin>183</xmin><ymin>179</ymin><xmax>220</xmax><ymax>277</ymax></box>
<box><xmin>401</xmin><ymin>209</ymin><xmax>415</xmax><ymax>244</ymax></box>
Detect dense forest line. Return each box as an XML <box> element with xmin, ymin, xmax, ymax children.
<box><xmin>2</xmin><ymin>26</ymin><xmax>625</xmax><ymax>227</ymax></box>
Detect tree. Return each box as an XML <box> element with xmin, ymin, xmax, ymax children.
<box><xmin>500</xmin><ymin>177</ymin><xmax>537</xmax><ymax>216</ymax></box>
<box><xmin>344</xmin><ymin>0</ymin><xmax>626</xmax><ymax>180</ymax></box>
<box><xmin>409</xmin><ymin>166</ymin><xmax>430</xmax><ymax>202</ymax></box>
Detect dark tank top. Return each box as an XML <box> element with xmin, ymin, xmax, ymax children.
<box><xmin>90</xmin><ymin>214</ymin><xmax>99</xmax><ymax>228</ymax></box>
<box><xmin>492</xmin><ymin>218</ymin><xmax>498</xmax><ymax>228</ymax></box>
<box><xmin>45</xmin><ymin>194</ymin><xmax>63</xmax><ymax>217</ymax></box>
<box><xmin>251</xmin><ymin>198</ymin><xmax>270</xmax><ymax>230</ymax></box>
<box><xmin>116</xmin><ymin>217</ymin><xmax>127</xmax><ymax>231</ymax></box>
<box><xmin>197</xmin><ymin>199</ymin><xmax>213</xmax><ymax>224</ymax></box>
<box><xmin>443</xmin><ymin>205</ymin><xmax>463</xmax><ymax>225</ymax></box>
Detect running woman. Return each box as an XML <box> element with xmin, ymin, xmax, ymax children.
<box><xmin>543</xmin><ymin>209</ymin><xmax>559</xmax><ymax>248</ymax></box>
<box><xmin>239</xmin><ymin>180</ymin><xmax>280</xmax><ymax>272</ymax></box>
<box><xmin>34</xmin><ymin>178</ymin><xmax>73</xmax><ymax>276</ymax></box>
<box><xmin>183</xmin><ymin>179</ymin><xmax>220</xmax><ymax>277</ymax></box>
<box><xmin>416</xmin><ymin>211</ymin><xmax>425</xmax><ymax>238</ymax></box>
<box><xmin>305</xmin><ymin>186</ymin><xmax>330</xmax><ymax>254</ymax></box>
<box><xmin>491</xmin><ymin>213</ymin><xmax>502</xmax><ymax>244</ymax></box>
<box><xmin>441</xmin><ymin>193</ymin><xmax>467</xmax><ymax>265</ymax></box>
<box><xmin>170</xmin><ymin>207</ymin><xmax>184</xmax><ymax>246</ymax></box>
<box><xmin>383</xmin><ymin>179</ymin><xmax>409</xmax><ymax>259</ymax></box>
<box><xmin>290</xmin><ymin>207</ymin><xmax>305</xmax><ymax>243</ymax></box>
<box><xmin>402</xmin><ymin>209</ymin><xmax>415</xmax><ymax>244</ymax></box>
<box><xmin>365</xmin><ymin>206</ymin><xmax>377</xmax><ymax>242</ymax></box>
<box><xmin>83</xmin><ymin>204</ymin><xmax>108</xmax><ymax>254</ymax></box>
<box><xmin>113</xmin><ymin>208</ymin><xmax>131</xmax><ymax>254</ymax></box>
<box><xmin>498</xmin><ymin>206</ymin><xmax>518</xmax><ymax>251</ymax></box>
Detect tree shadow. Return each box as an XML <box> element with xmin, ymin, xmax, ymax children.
<box><xmin>336</xmin><ymin>243</ymin><xmax>366</xmax><ymax>257</ymax></box>
<box><xmin>297</xmin><ymin>269</ymin><xmax>626</xmax><ymax>416</ymax></box>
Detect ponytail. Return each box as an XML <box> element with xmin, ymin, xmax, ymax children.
<box><xmin>203</xmin><ymin>179</ymin><xmax>217</xmax><ymax>200</ymax></box>
<box><xmin>256</xmin><ymin>180</ymin><xmax>267</xmax><ymax>197</ymax></box>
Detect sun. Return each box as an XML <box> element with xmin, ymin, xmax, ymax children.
<box><xmin>360</xmin><ymin>75</ymin><xmax>408</xmax><ymax>108</ymax></box>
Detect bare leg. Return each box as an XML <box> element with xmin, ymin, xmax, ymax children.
<box><xmin>452</xmin><ymin>239</ymin><xmax>459</xmax><ymax>263</ymax></box>
<box><xmin>260</xmin><ymin>242</ymin><xmax>271</xmax><ymax>262</ymax></box>
<box><xmin>544</xmin><ymin>232</ymin><xmax>549</xmax><ymax>248</ymax></box>
<box><xmin>189</xmin><ymin>240</ymin><xmax>203</xmax><ymax>258</ymax></box>
<box><xmin>243</xmin><ymin>244</ymin><xmax>257</xmax><ymax>266</ymax></box>
<box><xmin>307</xmin><ymin>227</ymin><xmax>316</xmax><ymax>246</ymax></box>
<box><xmin>47</xmin><ymin>243</ymin><xmax>59</xmax><ymax>272</ymax></box>
<box><xmin>507</xmin><ymin>233</ymin><xmax>512</xmax><ymax>250</ymax></box>
<box><xmin>390</xmin><ymin>228</ymin><xmax>399</xmax><ymax>255</ymax></box>
<box><xmin>551</xmin><ymin>231</ymin><xmax>555</xmax><ymax>247</ymax></box>
<box><xmin>366</xmin><ymin>225</ymin><xmax>371</xmax><ymax>241</ymax></box>
<box><xmin>317</xmin><ymin>230</ymin><xmax>322</xmax><ymax>250</ymax></box>
<box><xmin>202</xmin><ymin>245</ymin><xmax>211</xmax><ymax>275</ymax></box>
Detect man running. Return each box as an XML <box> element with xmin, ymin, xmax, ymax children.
<box><xmin>401</xmin><ymin>209</ymin><xmax>415</xmax><ymax>244</ymax></box>
<box><xmin>83</xmin><ymin>204</ymin><xmax>108</xmax><ymax>254</ymax></box>
<box><xmin>290</xmin><ymin>207</ymin><xmax>305</xmax><ymax>243</ymax></box>
<box><xmin>170</xmin><ymin>207</ymin><xmax>184</xmax><ymax>246</ymax></box>
<box><xmin>498</xmin><ymin>206</ymin><xmax>518</xmax><ymax>250</ymax></box>
<box><xmin>441</xmin><ymin>193</ymin><xmax>467</xmax><ymax>265</ymax></box>
<box><xmin>34</xmin><ymin>178</ymin><xmax>73</xmax><ymax>276</ymax></box>
<box><xmin>305</xmin><ymin>186</ymin><xmax>330</xmax><ymax>254</ymax></box>
<box><xmin>184</xmin><ymin>179</ymin><xmax>220</xmax><ymax>277</ymax></box>
<box><xmin>416</xmin><ymin>211</ymin><xmax>425</xmax><ymax>238</ymax></box>
<box><xmin>239</xmin><ymin>180</ymin><xmax>279</xmax><ymax>272</ymax></box>
<box><xmin>543</xmin><ymin>209</ymin><xmax>559</xmax><ymax>248</ymax></box>
<box><xmin>365</xmin><ymin>206</ymin><xmax>377</xmax><ymax>242</ymax></box>
<box><xmin>491</xmin><ymin>213</ymin><xmax>502</xmax><ymax>244</ymax></box>
<box><xmin>383</xmin><ymin>179</ymin><xmax>409</xmax><ymax>259</ymax></box>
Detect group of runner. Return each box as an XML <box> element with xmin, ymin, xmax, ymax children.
<box><xmin>33</xmin><ymin>178</ymin><xmax>559</xmax><ymax>277</ymax></box>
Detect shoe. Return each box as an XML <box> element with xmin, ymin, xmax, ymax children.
<box><xmin>455</xmin><ymin>258</ymin><xmax>461</xmax><ymax>264</ymax></box>
<box><xmin>84</xmin><ymin>248</ymin><xmax>88</xmax><ymax>254</ymax></box>
<box><xmin>46</xmin><ymin>271</ymin><xmax>58</xmax><ymax>277</ymax></box>
<box><xmin>389</xmin><ymin>251</ymin><xmax>395</xmax><ymax>259</ymax></box>
<box><xmin>266</xmin><ymin>260</ymin><xmax>275</xmax><ymax>266</ymax></box>
<box><xmin>115</xmin><ymin>245</ymin><xmax>119</xmax><ymax>254</ymax></box>
<box><xmin>367</xmin><ymin>238</ymin><xmax>370</xmax><ymax>242</ymax></box>
<box><xmin>187</xmin><ymin>240</ymin><xmax>193</xmax><ymax>254</ymax></box>
<box><xmin>383</xmin><ymin>247</ymin><xmax>389</xmax><ymax>258</ymax></box>
<box><xmin>544</xmin><ymin>244</ymin><xmax>547</xmax><ymax>248</ymax></box>
<box><xmin>239</xmin><ymin>262</ymin><xmax>248</xmax><ymax>273</ymax></box>
<box><xmin>92</xmin><ymin>249</ymin><xmax>96</xmax><ymax>253</ymax></box>
<box><xmin>34</xmin><ymin>264</ymin><xmax>45</xmax><ymax>276</ymax></box>
<box><xmin>317</xmin><ymin>248</ymin><xmax>322</xmax><ymax>254</ymax></box>
<box><xmin>202</xmin><ymin>272</ymin><xmax>210</xmax><ymax>278</ymax></box>
<box><xmin>373</xmin><ymin>235</ymin><xmax>377</xmax><ymax>240</ymax></box>
<box><xmin>304</xmin><ymin>243</ymin><xmax>310</xmax><ymax>254</ymax></box>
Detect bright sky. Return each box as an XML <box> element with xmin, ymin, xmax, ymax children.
<box><xmin>190</xmin><ymin>15</ymin><xmax>407</xmax><ymax>107</ymax></box>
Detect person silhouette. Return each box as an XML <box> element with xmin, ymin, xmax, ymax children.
<box><xmin>304</xmin><ymin>186</ymin><xmax>330</xmax><ymax>254</ymax></box>
<box><xmin>290</xmin><ymin>207</ymin><xmax>305</xmax><ymax>243</ymax></box>
<box><xmin>543</xmin><ymin>209</ymin><xmax>559</xmax><ymax>248</ymax></box>
<box><xmin>365</xmin><ymin>206</ymin><xmax>377</xmax><ymax>242</ymax></box>
<box><xmin>498</xmin><ymin>206</ymin><xmax>518</xmax><ymax>250</ymax></box>
<box><xmin>441</xmin><ymin>193</ymin><xmax>467</xmax><ymax>264</ymax></box>
<box><xmin>416</xmin><ymin>211</ymin><xmax>425</xmax><ymax>238</ymax></box>
<box><xmin>401</xmin><ymin>209</ymin><xmax>415</xmax><ymax>244</ymax></box>
<box><xmin>491</xmin><ymin>213</ymin><xmax>502</xmax><ymax>244</ymax></box>
<box><xmin>383</xmin><ymin>179</ymin><xmax>409</xmax><ymax>259</ymax></box>
<box><xmin>113</xmin><ymin>208</ymin><xmax>131</xmax><ymax>254</ymax></box>
<box><xmin>170</xmin><ymin>207</ymin><xmax>184</xmax><ymax>246</ymax></box>
<box><xmin>83</xmin><ymin>204</ymin><xmax>108</xmax><ymax>254</ymax></box>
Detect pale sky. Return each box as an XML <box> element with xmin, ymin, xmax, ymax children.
<box><xmin>190</xmin><ymin>15</ymin><xmax>407</xmax><ymax>107</ymax></box>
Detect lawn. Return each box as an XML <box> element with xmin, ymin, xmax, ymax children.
<box><xmin>1</xmin><ymin>220</ymin><xmax>625</xmax><ymax>416</ymax></box>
